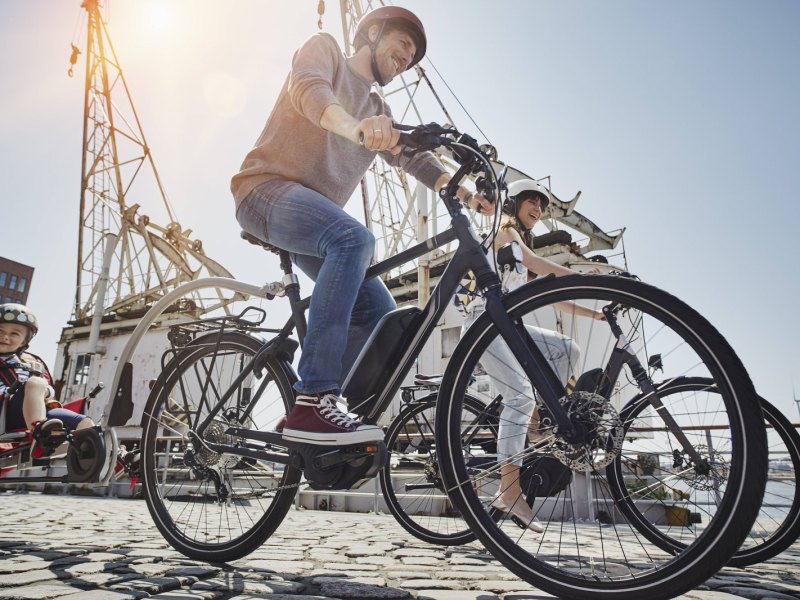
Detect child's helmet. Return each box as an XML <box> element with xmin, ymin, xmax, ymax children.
<box><xmin>502</xmin><ymin>178</ymin><xmax>551</xmax><ymax>216</ymax></box>
<box><xmin>0</xmin><ymin>303</ymin><xmax>39</xmax><ymax>344</ymax></box>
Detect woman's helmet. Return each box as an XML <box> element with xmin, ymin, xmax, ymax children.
<box><xmin>502</xmin><ymin>178</ymin><xmax>551</xmax><ymax>216</ymax></box>
<box><xmin>0</xmin><ymin>303</ymin><xmax>39</xmax><ymax>345</ymax></box>
<box><xmin>354</xmin><ymin>6</ymin><xmax>427</xmax><ymax>85</ymax></box>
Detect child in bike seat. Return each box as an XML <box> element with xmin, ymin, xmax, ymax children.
<box><xmin>0</xmin><ymin>303</ymin><xmax>138</xmax><ymax>474</ymax></box>
<box><xmin>459</xmin><ymin>180</ymin><xmax>605</xmax><ymax>532</ymax></box>
<box><xmin>0</xmin><ymin>304</ymin><xmax>91</xmax><ymax>456</ymax></box>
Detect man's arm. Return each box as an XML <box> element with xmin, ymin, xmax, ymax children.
<box><xmin>319</xmin><ymin>103</ymin><xmax>401</xmax><ymax>152</ymax></box>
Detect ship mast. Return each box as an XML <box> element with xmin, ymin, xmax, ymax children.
<box><xmin>56</xmin><ymin>0</ymin><xmax>239</xmax><ymax>421</ymax></box>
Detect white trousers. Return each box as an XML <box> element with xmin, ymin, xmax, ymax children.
<box><xmin>463</xmin><ymin>309</ymin><xmax>580</xmax><ymax>465</ymax></box>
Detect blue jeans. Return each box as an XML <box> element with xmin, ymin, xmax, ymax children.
<box><xmin>237</xmin><ymin>180</ymin><xmax>396</xmax><ymax>395</ymax></box>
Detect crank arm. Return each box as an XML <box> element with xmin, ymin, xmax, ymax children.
<box><xmin>314</xmin><ymin>445</ymin><xmax>383</xmax><ymax>469</ymax></box>
<box><xmin>404</xmin><ymin>483</ymin><xmax>438</xmax><ymax>491</ymax></box>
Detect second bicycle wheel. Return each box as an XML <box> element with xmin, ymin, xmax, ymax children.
<box><xmin>380</xmin><ymin>392</ymin><xmax>498</xmax><ymax>545</ymax></box>
<box><xmin>141</xmin><ymin>330</ymin><xmax>301</xmax><ymax>562</ymax></box>
<box><xmin>435</xmin><ymin>274</ymin><xmax>767</xmax><ymax>600</ymax></box>
<box><xmin>736</xmin><ymin>397</ymin><xmax>800</xmax><ymax>565</ymax></box>
<box><xmin>608</xmin><ymin>377</ymin><xmax>800</xmax><ymax>567</ymax></box>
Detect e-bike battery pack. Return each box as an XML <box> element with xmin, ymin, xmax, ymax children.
<box><xmin>342</xmin><ymin>305</ymin><xmax>423</xmax><ymax>418</ymax></box>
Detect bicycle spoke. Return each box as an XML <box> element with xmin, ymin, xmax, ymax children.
<box><xmin>436</xmin><ymin>275</ymin><xmax>766</xmax><ymax>598</ymax></box>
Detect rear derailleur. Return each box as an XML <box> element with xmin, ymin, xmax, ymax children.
<box><xmin>184</xmin><ymin>448</ymin><xmax>228</xmax><ymax>502</ymax></box>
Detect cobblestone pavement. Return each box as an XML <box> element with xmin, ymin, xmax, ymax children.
<box><xmin>0</xmin><ymin>492</ymin><xmax>798</xmax><ymax>600</ymax></box>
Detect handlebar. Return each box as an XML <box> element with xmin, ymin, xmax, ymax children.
<box><xmin>394</xmin><ymin>122</ymin><xmax>501</xmax><ymax>207</ymax></box>
<box><xmin>394</xmin><ymin>122</ymin><xmax>458</xmax><ymax>153</ymax></box>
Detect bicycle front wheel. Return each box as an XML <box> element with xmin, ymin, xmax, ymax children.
<box><xmin>141</xmin><ymin>331</ymin><xmax>300</xmax><ymax>562</ymax></box>
<box><xmin>380</xmin><ymin>393</ymin><xmax>497</xmax><ymax>545</ymax></box>
<box><xmin>608</xmin><ymin>377</ymin><xmax>800</xmax><ymax>567</ymax></box>
<box><xmin>435</xmin><ymin>274</ymin><xmax>767</xmax><ymax>599</ymax></box>
<box><xmin>735</xmin><ymin>397</ymin><xmax>800</xmax><ymax>565</ymax></box>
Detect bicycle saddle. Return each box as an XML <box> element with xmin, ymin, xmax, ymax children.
<box><xmin>240</xmin><ymin>231</ymin><xmax>282</xmax><ymax>254</ymax></box>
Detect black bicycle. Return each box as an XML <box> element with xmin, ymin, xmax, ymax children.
<box><xmin>137</xmin><ymin>123</ymin><xmax>768</xmax><ymax>599</ymax></box>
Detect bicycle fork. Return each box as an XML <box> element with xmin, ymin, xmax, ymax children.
<box><xmin>482</xmin><ymin>287</ymin><xmax>581</xmax><ymax>441</ymax></box>
<box><xmin>601</xmin><ymin>304</ymin><xmax>710</xmax><ymax>472</ymax></box>
<box><xmin>486</xmin><ymin>290</ymin><xmax>708</xmax><ymax>469</ymax></box>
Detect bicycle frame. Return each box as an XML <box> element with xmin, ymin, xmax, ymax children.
<box><xmin>107</xmin><ymin>128</ymin><xmax>700</xmax><ymax>461</ymax></box>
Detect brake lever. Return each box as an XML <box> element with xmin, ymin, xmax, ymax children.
<box><xmin>396</xmin><ymin>122</ymin><xmax>458</xmax><ymax>155</ymax></box>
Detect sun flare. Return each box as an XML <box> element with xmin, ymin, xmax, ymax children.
<box><xmin>146</xmin><ymin>3</ymin><xmax>174</xmax><ymax>33</ymax></box>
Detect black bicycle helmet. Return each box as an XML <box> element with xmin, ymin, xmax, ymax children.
<box><xmin>354</xmin><ymin>6</ymin><xmax>427</xmax><ymax>85</ymax></box>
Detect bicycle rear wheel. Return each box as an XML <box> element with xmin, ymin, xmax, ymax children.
<box><xmin>608</xmin><ymin>377</ymin><xmax>800</xmax><ymax>567</ymax></box>
<box><xmin>141</xmin><ymin>331</ymin><xmax>300</xmax><ymax>562</ymax></box>
<box><xmin>435</xmin><ymin>274</ymin><xmax>767</xmax><ymax>599</ymax></box>
<box><xmin>380</xmin><ymin>392</ymin><xmax>497</xmax><ymax>545</ymax></box>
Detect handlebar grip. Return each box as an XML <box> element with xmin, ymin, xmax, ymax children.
<box><xmin>360</xmin><ymin>129</ymin><xmax>433</xmax><ymax>150</ymax></box>
<box><xmin>397</xmin><ymin>131</ymin><xmax>415</xmax><ymax>147</ymax></box>
<box><xmin>89</xmin><ymin>383</ymin><xmax>105</xmax><ymax>398</ymax></box>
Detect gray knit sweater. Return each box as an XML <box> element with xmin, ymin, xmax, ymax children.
<box><xmin>231</xmin><ymin>33</ymin><xmax>447</xmax><ymax>209</ymax></box>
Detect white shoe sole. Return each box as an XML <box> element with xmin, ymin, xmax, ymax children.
<box><xmin>281</xmin><ymin>427</ymin><xmax>384</xmax><ymax>446</ymax></box>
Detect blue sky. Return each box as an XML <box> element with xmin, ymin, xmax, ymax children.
<box><xmin>1</xmin><ymin>1</ymin><xmax>798</xmax><ymax>417</ymax></box>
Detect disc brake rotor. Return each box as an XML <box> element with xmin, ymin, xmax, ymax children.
<box><xmin>549</xmin><ymin>391</ymin><xmax>624</xmax><ymax>473</ymax></box>
<box><xmin>677</xmin><ymin>444</ymin><xmax>729</xmax><ymax>491</ymax></box>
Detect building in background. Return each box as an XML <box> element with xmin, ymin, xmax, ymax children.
<box><xmin>0</xmin><ymin>257</ymin><xmax>33</xmax><ymax>305</ymax></box>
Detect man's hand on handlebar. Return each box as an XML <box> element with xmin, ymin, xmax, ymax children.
<box><xmin>358</xmin><ymin>115</ymin><xmax>402</xmax><ymax>155</ymax></box>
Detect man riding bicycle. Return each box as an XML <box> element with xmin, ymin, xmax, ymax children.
<box><xmin>231</xmin><ymin>6</ymin><xmax>490</xmax><ymax>446</ymax></box>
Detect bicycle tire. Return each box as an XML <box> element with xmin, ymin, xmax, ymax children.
<box><xmin>608</xmin><ymin>377</ymin><xmax>800</xmax><ymax>567</ymax></box>
<box><xmin>380</xmin><ymin>393</ymin><xmax>495</xmax><ymax>545</ymax></box>
<box><xmin>141</xmin><ymin>330</ymin><xmax>301</xmax><ymax>562</ymax></box>
<box><xmin>733</xmin><ymin>397</ymin><xmax>800</xmax><ymax>565</ymax></box>
<box><xmin>435</xmin><ymin>274</ymin><xmax>767</xmax><ymax>599</ymax></box>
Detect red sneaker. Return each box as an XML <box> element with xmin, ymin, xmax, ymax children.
<box><xmin>30</xmin><ymin>418</ymin><xmax>65</xmax><ymax>458</ymax></box>
<box><xmin>281</xmin><ymin>393</ymin><xmax>383</xmax><ymax>446</ymax></box>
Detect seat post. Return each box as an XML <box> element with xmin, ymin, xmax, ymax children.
<box><xmin>278</xmin><ymin>250</ymin><xmax>294</xmax><ymax>276</ymax></box>
<box><xmin>277</xmin><ymin>249</ymin><xmax>307</xmax><ymax>346</ymax></box>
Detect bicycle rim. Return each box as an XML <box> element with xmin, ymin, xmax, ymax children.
<box><xmin>141</xmin><ymin>331</ymin><xmax>301</xmax><ymax>562</ymax></box>
<box><xmin>731</xmin><ymin>397</ymin><xmax>800</xmax><ymax>565</ymax></box>
<box><xmin>608</xmin><ymin>378</ymin><xmax>800</xmax><ymax>567</ymax></box>
<box><xmin>436</xmin><ymin>274</ymin><xmax>767</xmax><ymax>599</ymax></box>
